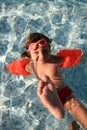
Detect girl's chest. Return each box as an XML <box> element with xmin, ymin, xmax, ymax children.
<box><xmin>36</xmin><ymin>63</ymin><xmax>59</xmax><ymax>78</ymax></box>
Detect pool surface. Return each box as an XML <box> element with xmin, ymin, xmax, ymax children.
<box><xmin>0</xmin><ymin>0</ymin><xmax>87</xmax><ymax>130</ymax></box>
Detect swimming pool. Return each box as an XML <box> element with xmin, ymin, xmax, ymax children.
<box><xmin>0</xmin><ymin>0</ymin><xmax>87</xmax><ymax>130</ymax></box>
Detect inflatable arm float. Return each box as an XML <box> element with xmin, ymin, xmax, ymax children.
<box><xmin>6</xmin><ymin>58</ymin><xmax>31</xmax><ymax>76</ymax></box>
<box><xmin>57</xmin><ymin>49</ymin><xmax>82</xmax><ymax>68</ymax></box>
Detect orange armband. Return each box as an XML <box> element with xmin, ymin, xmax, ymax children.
<box><xmin>6</xmin><ymin>58</ymin><xmax>31</xmax><ymax>76</ymax></box>
<box><xmin>57</xmin><ymin>49</ymin><xmax>83</xmax><ymax>68</ymax></box>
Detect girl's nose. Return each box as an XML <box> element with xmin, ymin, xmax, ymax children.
<box><xmin>39</xmin><ymin>52</ymin><xmax>44</xmax><ymax>58</ymax></box>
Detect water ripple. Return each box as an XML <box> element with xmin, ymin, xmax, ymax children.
<box><xmin>0</xmin><ymin>0</ymin><xmax>87</xmax><ymax>130</ymax></box>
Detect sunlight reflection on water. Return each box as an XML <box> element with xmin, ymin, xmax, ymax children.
<box><xmin>0</xmin><ymin>0</ymin><xmax>87</xmax><ymax>130</ymax></box>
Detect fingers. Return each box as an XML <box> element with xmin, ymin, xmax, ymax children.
<box><xmin>41</xmin><ymin>75</ymin><xmax>50</xmax><ymax>82</ymax></box>
<box><xmin>37</xmin><ymin>75</ymin><xmax>54</xmax><ymax>96</ymax></box>
<box><xmin>37</xmin><ymin>75</ymin><xmax>49</xmax><ymax>96</ymax></box>
<box><xmin>37</xmin><ymin>80</ymin><xmax>44</xmax><ymax>96</ymax></box>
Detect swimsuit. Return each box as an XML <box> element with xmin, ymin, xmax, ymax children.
<box><xmin>58</xmin><ymin>86</ymin><xmax>73</xmax><ymax>105</ymax></box>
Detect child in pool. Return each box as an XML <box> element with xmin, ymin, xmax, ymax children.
<box><xmin>7</xmin><ymin>32</ymin><xmax>87</xmax><ymax>129</ymax></box>
<box><xmin>21</xmin><ymin>32</ymin><xmax>87</xmax><ymax>128</ymax></box>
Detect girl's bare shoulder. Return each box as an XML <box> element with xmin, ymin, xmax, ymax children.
<box><xmin>25</xmin><ymin>61</ymin><xmax>33</xmax><ymax>72</ymax></box>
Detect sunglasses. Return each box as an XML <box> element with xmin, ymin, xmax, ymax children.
<box><xmin>28</xmin><ymin>39</ymin><xmax>48</xmax><ymax>51</ymax></box>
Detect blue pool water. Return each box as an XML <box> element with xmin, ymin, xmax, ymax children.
<box><xmin>0</xmin><ymin>0</ymin><xmax>87</xmax><ymax>130</ymax></box>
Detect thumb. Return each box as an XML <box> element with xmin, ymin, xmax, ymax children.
<box><xmin>41</xmin><ymin>75</ymin><xmax>50</xmax><ymax>82</ymax></box>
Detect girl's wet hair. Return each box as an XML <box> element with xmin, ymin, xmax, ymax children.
<box><xmin>21</xmin><ymin>32</ymin><xmax>52</xmax><ymax>58</ymax></box>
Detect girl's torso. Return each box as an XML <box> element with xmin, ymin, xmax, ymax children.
<box><xmin>26</xmin><ymin>55</ymin><xmax>66</xmax><ymax>89</ymax></box>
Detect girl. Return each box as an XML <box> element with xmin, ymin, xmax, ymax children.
<box><xmin>6</xmin><ymin>32</ymin><xmax>87</xmax><ymax>129</ymax></box>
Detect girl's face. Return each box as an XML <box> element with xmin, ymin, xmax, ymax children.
<box><xmin>30</xmin><ymin>45</ymin><xmax>50</xmax><ymax>64</ymax></box>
